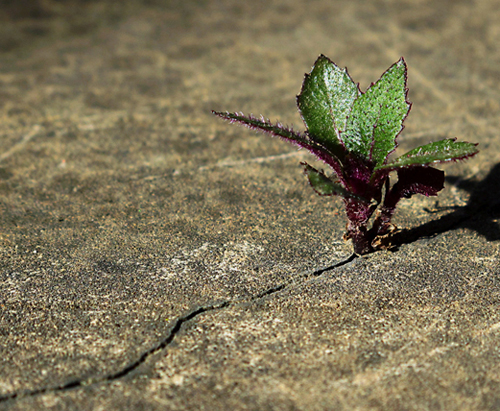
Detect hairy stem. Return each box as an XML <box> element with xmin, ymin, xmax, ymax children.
<box><xmin>344</xmin><ymin>199</ymin><xmax>377</xmax><ymax>254</ymax></box>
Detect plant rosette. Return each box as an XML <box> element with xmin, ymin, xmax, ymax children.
<box><xmin>213</xmin><ymin>56</ymin><xmax>478</xmax><ymax>255</ymax></box>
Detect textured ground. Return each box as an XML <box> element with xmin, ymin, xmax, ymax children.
<box><xmin>1</xmin><ymin>0</ymin><xmax>499</xmax><ymax>409</ymax></box>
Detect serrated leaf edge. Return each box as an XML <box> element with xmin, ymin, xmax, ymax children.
<box><xmin>370</xmin><ymin>57</ymin><xmax>412</xmax><ymax>166</ymax></box>
<box><xmin>374</xmin><ymin>138</ymin><xmax>479</xmax><ymax>171</ymax></box>
<box><xmin>296</xmin><ymin>55</ymin><xmax>360</xmax><ymax>154</ymax></box>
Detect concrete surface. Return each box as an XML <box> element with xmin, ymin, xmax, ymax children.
<box><xmin>0</xmin><ymin>0</ymin><xmax>499</xmax><ymax>409</ymax></box>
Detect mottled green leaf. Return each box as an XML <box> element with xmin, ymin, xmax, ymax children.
<box><xmin>297</xmin><ymin>55</ymin><xmax>360</xmax><ymax>157</ymax></box>
<box><xmin>343</xmin><ymin>58</ymin><xmax>410</xmax><ymax>166</ymax></box>
<box><xmin>302</xmin><ymin>163</ymin><xmax>368</xmax><ymax>202</ymax></box>
<box><xmin>375</xmin><ymin>139</ymin><xmax>479</xmax><ymax>170</ymax></box>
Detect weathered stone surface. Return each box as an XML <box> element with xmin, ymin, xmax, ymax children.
<box><xmin>0</xmin><ymin>0</ymin><xmax>499</xmax><ymax>410</ymax></box>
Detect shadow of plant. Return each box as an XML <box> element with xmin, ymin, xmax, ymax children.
<box><xmin>392</xmin><ymin>162</ymin><xmax>500</xmax><ymax>247</ymax></box>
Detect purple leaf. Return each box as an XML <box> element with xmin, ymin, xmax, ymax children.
<box><xmin>393</xmin><ymin>166</ymin><xmax>445</xmax><ymax>199</ymax></box>
<box><xmin>372</xmin><ymin>167</ymin><xmax>444</xmax><ymax>236</ymax></box>
<box><xmin>212</xmin><ymin>110</ymin><xmax>346</xmax><ymax>183</ymax></box>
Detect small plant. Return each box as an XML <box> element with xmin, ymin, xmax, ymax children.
<box><xmin>213</xmin><ymin>56</ymin><xmax>478</xmax><ymax>254</ymax></box>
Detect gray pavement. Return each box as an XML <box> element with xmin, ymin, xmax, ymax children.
<box><xmin>1</xmin><ymin>0</ymin><xmax>499</xmax><ymax>409</ymax></box>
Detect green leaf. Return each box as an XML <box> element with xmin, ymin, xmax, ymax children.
<box><xmin>343</xmin><ymin>58</ymin><xmax>410</xmax><ymax>166</ymax></box>
<box><xmin>297</xmin><ymin>55</ymin><xmax>360</xmax><ymax>157</ymax></box>
<box><xmin>375</xmin><ymin>139</ymin><xmax>479</xmax><ymax>170</ymax></box>
<box><xmin>302</xmin><ymin>163</ymin><xmax>368</xmax><ymax>202</ymax></box>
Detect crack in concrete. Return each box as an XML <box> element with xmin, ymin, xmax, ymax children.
<box><xmin>0</xmin><ymin>253</ymin><xmax>356</xmax><ymax>403</ymax></box>
<box><xmin>0</xmin><ymin>302</ymin><xmax>229</xmax><ymax>403</ymax></box>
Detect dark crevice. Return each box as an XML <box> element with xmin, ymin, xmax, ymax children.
<box><xmin>0</xmin><ymin>253</ymin><xmax>357</xmax><ymax>403</ymax></box>
<box><xmin>254</xmin><ymin>253</ymin><xmax>357</xmax><ymax>299</ymax></box>
<box><xmin>0</xmin><ymin>301</ymin><xmax>230</xmax><ymax>402</ymax></box>
<box><xmin>103</xmin><ymin>301</ymin><xmax>232</xmax><ymax>381</ymax></box>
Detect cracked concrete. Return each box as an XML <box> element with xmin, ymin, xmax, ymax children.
<box><xmin>1</xmin><ymin>0</ymin><xmax>499</xmax><ymax>409</ymax></box>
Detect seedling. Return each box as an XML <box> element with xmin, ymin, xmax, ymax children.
<box><xmin>213</xmin><ymin>56</ymin><xmax>478</xmax><ymax>254</ymax></box>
